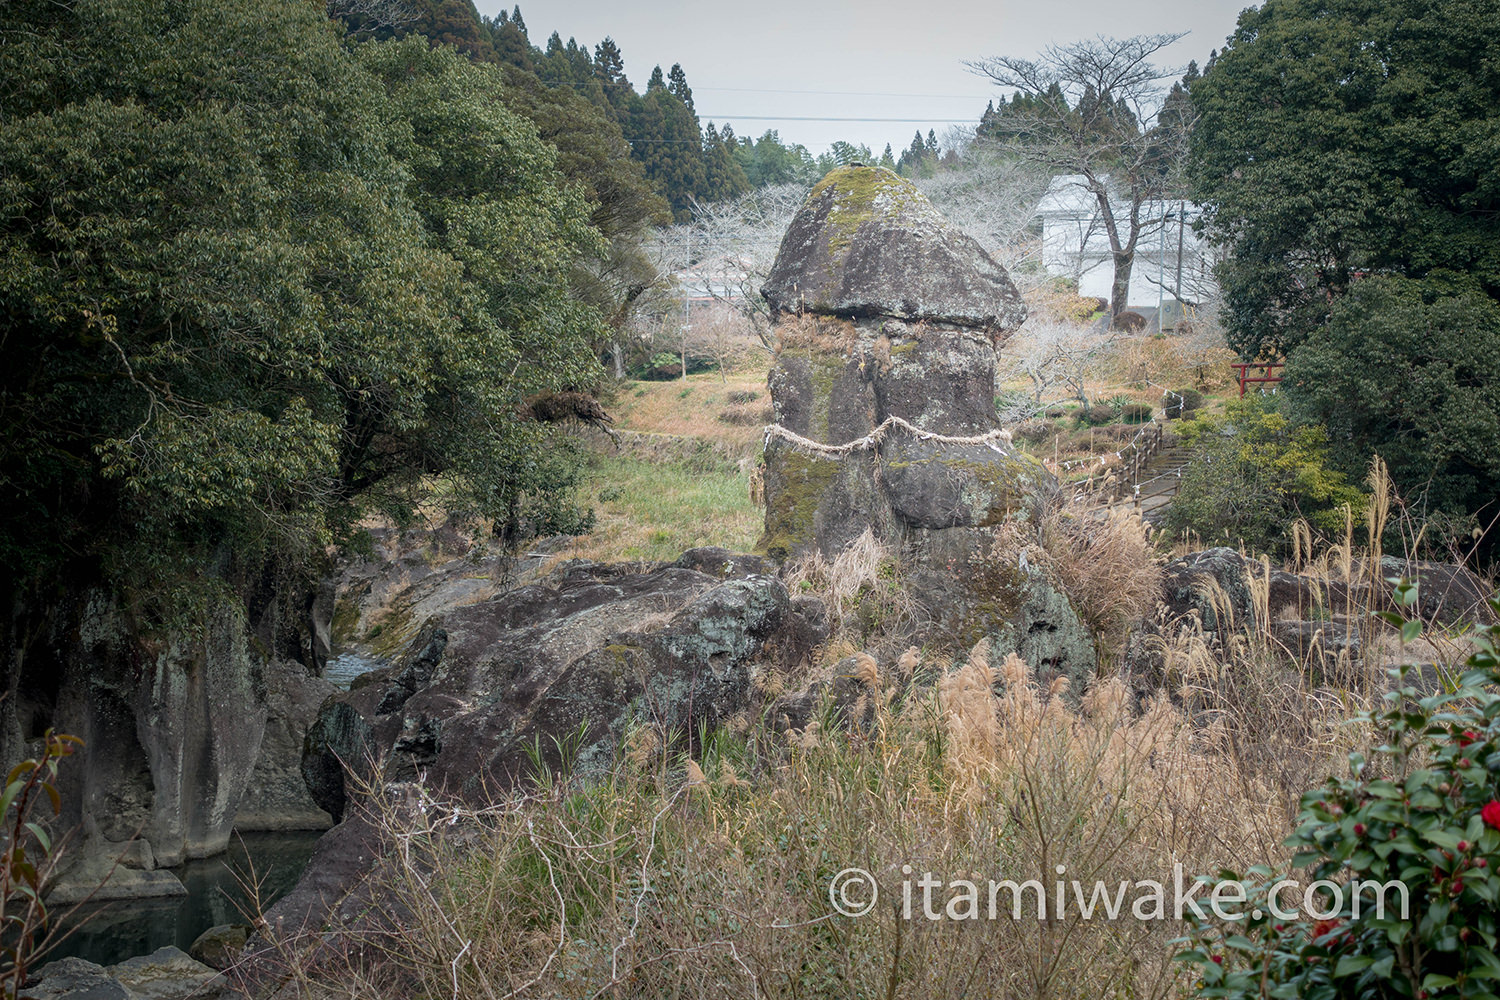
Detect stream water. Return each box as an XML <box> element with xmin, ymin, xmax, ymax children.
<box><xmin>42</xmin><ymin>653</ymin><xmax>387</xmax><ymax>969</ymax></box>
<box><xmin>323</xmin><ymin>649</ymin><xmax>390</xmax><ymax>689</ymax></box>
<box><xmin>44</xmin><ymin>830</ymin><xmax>323</xmax><ymax>968</ymax></box>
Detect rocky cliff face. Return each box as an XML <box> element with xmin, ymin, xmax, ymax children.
<box><xmin>3</xmin><ymin>563</ymin><xmax>336</xmax><ymax>900</ymax></box>
<box><xmin>759</xmin><ymin>166</ymin><xmax>1091</xmax><ymax>679</ymax></box>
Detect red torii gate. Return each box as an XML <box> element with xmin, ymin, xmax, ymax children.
<box><xmin>1231</xmin><ymin>362</ymin><xmax>1284</xmax><ymax>397</ymax></box>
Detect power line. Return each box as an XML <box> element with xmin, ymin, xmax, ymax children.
<box><xmin>699</xmin><ymin>115</ymin><xmax>978</xmax><ymax>123</ymax></box>
<box><xmin>697</xmin><ymin>86</ymin><xmax>991</xmax><ymax>100</ymax></box>
<box><xmin>529</xmin><ymin>78</ymin><xmax>992</xmax><ymax>101</ymax></box>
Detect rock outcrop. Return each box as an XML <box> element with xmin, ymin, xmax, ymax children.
<box><xmin>759</xmin><ymin>166</ymin><xmax>1090</xmax><ymax>677</ymax></box>
<box><xmin>25</xmin><ymin>946</ymin><xmax>227</xmax><ymax>1000</ymax></box>
<box><xmin>15</xmin><ymin>588</ymin><xmax>269</xmax><ymax>883</ymax></box>
<box><xmin>234</xmin><ymin>660</ymin><xmax>337</xmax><ymax>831</ymax></box>
<box><xmin>302</xmin><ymin>550</ymin><xmax>826</xmax><ymax>811</ymax></box>
<box><xmin>6</xmin><ymin>569</ymin><xmax>347</xmax><ymax>900</ymax></box>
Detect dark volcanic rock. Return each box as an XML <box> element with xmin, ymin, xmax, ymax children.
<box><xmin>22</xmin><ymin>956</ymin><xmax>133</xmax><ymax>1000</ymax></box>
<box><xmin>300</xmin><ymin>701</ymin><xmax>375</xmax><ymax>824</ymax></box>
<box><xmin>1161</xmin><ymin>548</ymin><xmax>1259</xmax><ymax>632</ymax></box>
<box><xmin>302</xmin><ymin>561</ymin><xmax>824</xmax><ymax>806</ymax></box>
<box><xmin>1371</xmin><ymin>557</ymin><xmax>1496</xmax><ymax>626</ymax></box>
<box><xmin>235</xmin><ymin>660</ymin><xmax>337</xmax><ymax>831</ymax></box>
<box><xmin>27</xmin><ymin>946</ymin><xmax>227</xmax><ymax>1000</ymax></box>
<box><xmin>189</xmin><ymin>923</ymin><xmax>250</xmax><ymax>971</ymax></box>
<box><xmin>762</xmin><ymin>166</ymin><xmax>1025</xmax><ymax>332</ymax></box>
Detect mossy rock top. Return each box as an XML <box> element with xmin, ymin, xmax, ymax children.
<box><xmin>762</xmin><ymin>165</ymin><xmax>1026</xmax><ymax>333</ymax></box>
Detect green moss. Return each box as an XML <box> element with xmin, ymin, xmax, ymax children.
<box><xmin>368</xmin><ymin>604</ymin><xmax>416</xmax><ymax>658</ymax></box>
<box><xmin>779</xmin><ymin>349</ymin><xmax>846</xmax><ymax>442</ymax></box>
<box><xmin>941</xmin><ymin>452</ymin><xmax>1048</xmax><ymax>526</ymax></box>
<box><xmin>760</xmin><ymin>450</ymin><xmax>839</xmax><ymax>559</ymax></box>
<box><xmin>943</xmin><ymin>546</ymin><xmax>1031</xmax><ymax>653</ymax></box>
<box><xmin>808</xmin><ymin>165</ymin><xmax>927</xmax><ymax>260</ymax></box>
<box><xmin>330</xmin><ymin>596</ymin><xmax>362</xmax><ymax>649</ymax></box>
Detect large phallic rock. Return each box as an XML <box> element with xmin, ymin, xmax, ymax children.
<box><xmin>302</xmin><ymin>552</ymin><xmax>825</xmax><ymax>809</ymax></box>
<box><xmin>760</xmin><ymin>166</ymin><xmax>1087</xmax><ymax>674</ymax></box>
<box><xmin>760</xmin><ymin>166</ymin><xmax>1042</xmax><ymax>562</ymax></box>
<box><xmin>763</xmin><ymin>165</ymin><xmax>1026</xmax><ymax>330</ymax></box>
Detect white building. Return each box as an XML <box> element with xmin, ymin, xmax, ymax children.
<box><xmin>1036</xmin><ymin>174</ymin><xmax>1218</xmax><ymax>322</ymax></box>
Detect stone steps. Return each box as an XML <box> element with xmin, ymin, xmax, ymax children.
<box><xmin>1115</xmin><ymin>445</ymin><xmax>1193</xmax><ymax>524</ymax></box>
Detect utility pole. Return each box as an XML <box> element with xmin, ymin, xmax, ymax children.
<box><xmin>1175</xmin><ymin>203</ymin><xmax>1185</xmax><ymax>313</ymax></box>
<box><xmin>1157</xmin><ymin>206</ymin><xmax>1168</xmax><ymax>335</ymax></box>
<box><xmin>681</xmin><ymin>229</ymin><xmax>691</xmax><ymax>382</ymax></box>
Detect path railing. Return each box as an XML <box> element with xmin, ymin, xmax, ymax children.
<box><xmin>1064</xmin><ymin>418</ymin><xmax>1166</xmax><ymax>500</ymax></box>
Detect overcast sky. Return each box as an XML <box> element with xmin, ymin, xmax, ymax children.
<box><xmin>474</xmin><ymin>0</ymin><xmax>1257</xmax><ymax>156</ymax></box>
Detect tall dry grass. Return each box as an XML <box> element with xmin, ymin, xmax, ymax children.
<box><xmin>995</xmin><ymin>491</ymin><xmax>1163</xmax><ymax>672</ymax></box>
<box><xmin>783</xmin><ymin>528</ymin><xmax>923</xmax><ymax>652</ymax></box>
<box><xmin>248</xmin><ymin>631</ymin><xmax>1356</xmax><ymax>1000</ymax></box>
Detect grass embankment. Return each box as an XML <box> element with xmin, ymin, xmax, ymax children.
<box><xmin>549</xmin><ymin>369</ymin><xmax>772</xmax><ymax>564</ymax></box>
<box><xmin>560</xmin><ymin>452</ymin><xmax>762</xmax><ymax>564</ymax></box>
<box><xmin>608</xmin><ymin>371</ymin><xmax>770</xmax><ymax>451</ymax></box>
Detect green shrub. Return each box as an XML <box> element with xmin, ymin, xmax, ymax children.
<box><xmin>1163</xmin><ymin>395</ymin><xmax>1365</xmax><ymax>555</ymax></box>
<box><xmin>1120</xmin><ymin>403</ymin><xmax>1153</xmax><ymax>424</ymax></box>
<box><xmin>1162</xmin><ymin>388</ymin><xmax>1204</xmax><ymax>418</ymax></box>
<box><xmin>1179</xmin><ymin>585</ymin><xmax>1500</xmax><ymax>1000</ymax></box>
<box><xmin>1285</xmin><ymin>277</ymin><xmax>1500</xmax><ymax>544</ymax></box>
<box><xmin>1082</xmin><ymin>404</ymin><xmax>1116</xmax><ymax>426</ymax></box>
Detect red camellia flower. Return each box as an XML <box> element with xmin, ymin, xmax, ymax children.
<box><xmin>1458</xmin><ymin>730</ymin><xmax>1479</xmax><ymax>746</ymax></box>
<box><xmin>1312</xmin><ymin>919</ymin><xmax>1341</xmax><ymax>941</ymax></box>
<box><xmin>1483</xmin><ymin>800</ymin><xmax>1500</xmax><ymax>830</ymax></box>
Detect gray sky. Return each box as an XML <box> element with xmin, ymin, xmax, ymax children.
<box><xmin>475</xmin><ymin>0</ymin><xmax>1256</xmax><ymax>156</ymax></box>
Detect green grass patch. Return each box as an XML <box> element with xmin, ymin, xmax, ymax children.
<box><xmin>573</xmin><ymin>453</ymin><xmax>761</xmax><ymax>562</ymax></box>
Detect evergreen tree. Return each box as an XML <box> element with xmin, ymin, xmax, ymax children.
<box><xmin>880</xmin><ymin>142</ymin><xmax>895</xmax><ymax>169</ymax></box>
<box><xmin>1191</xmin><ymin>0</ymin><xmax>1500</xmax><ymax>358</ymax></box>
<box><xmin>484</xmin><ymin>9</ymin><xmax>534</xmax><ymax>70</ymax></box>
<box><xmin>634</xmin><ymin>85</ymin><xmax>706</xmax><ymax>221</ymax></box>
<box><xmin>897</xmin><ymin>130</ymin><xmax>933</xmax><ymax>176</ymax></box>
<box><xmin>594</xmin><ymin>37</ymin><xmax>626</xmax><ymax>85</ymax></box>
<box><xmin>647</xmin><ymin>64</ymin><xmax>665</xmax><ymax>91</ymax></box>
<box><xmin>926</xmin><ymin>129</ymin><xmax>939</xmax><ymax>155</ymax></box>
<box><xmin>667</xmin><ymin>63</ymin><xmax>694</xmax><ymax>114</ymax></box>
<box><xmin>592</xmin><ymin>37</ymin><xmax>634</xmax><ymax>121</ymax></box>
<box><xmin>735</xmin><ymin>129</ymin><xmax>815</xmax><ymax>186</ymax></box>
<box><xmin>0</xmin><ymin>1</ymin><xmax>608</xmax><ymax>584</ymax></box>
<box><xmin>702</xmin><ymin>122</ymin><xmax>750</xmax><ymax>201</ymax></box>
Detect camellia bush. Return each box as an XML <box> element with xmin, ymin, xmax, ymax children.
<box><xmin>1179</xmin><ymin>581</ymin><xmax>1500</xmax><ymax>999</ymax></box>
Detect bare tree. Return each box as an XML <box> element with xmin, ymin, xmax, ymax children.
<box><xmin>967</xmin><ymin>34</ymin><xmax>1191</xmax><ymax>323</ymax></box>
<box><xmin>654</xmin><ymin>184</ymin><xmax>808</xmax><ymax>351</ymax></box>
<box><xmin>1001</xmin><ymin>321</ymin><xmax>1118</xmax><ymax>406</ymax></box>
<box><xmin>326</xmin><ymin>0</ymin><xmax>415</xmax><ymax>30</ymax></box>
<box><xmin>912</xmin><ymin>151</ymin><xmax>1053</xmax><ymax>296</ymax></box>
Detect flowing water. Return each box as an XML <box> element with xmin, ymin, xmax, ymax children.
<box><xmin>323</xmin><ymin>649</ymin><xmax>390</xmax><ymax>689</ymax></box>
